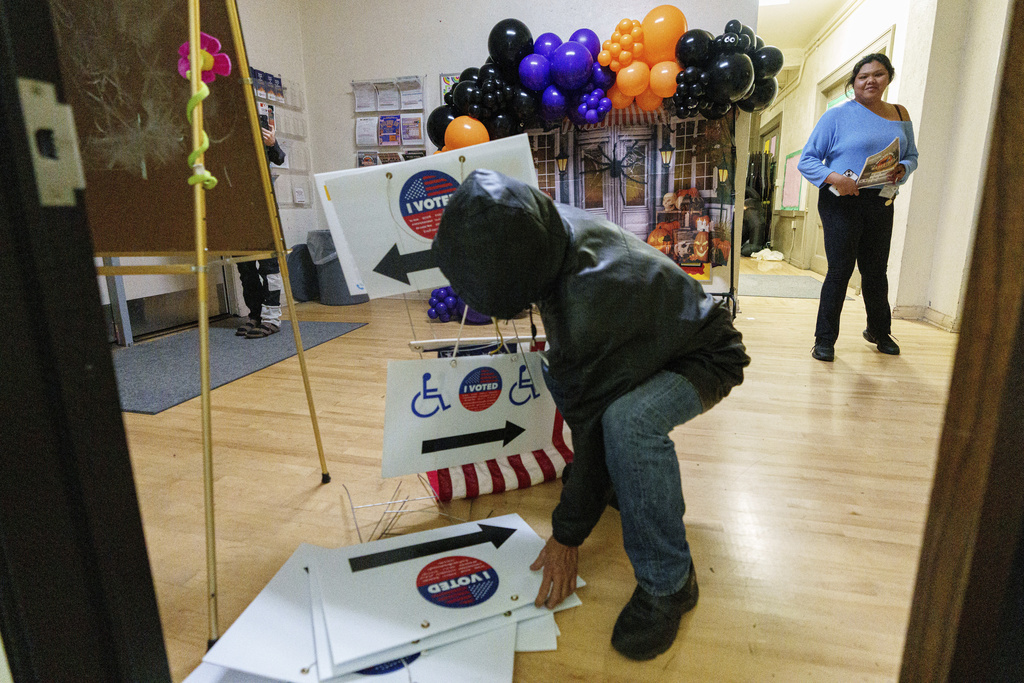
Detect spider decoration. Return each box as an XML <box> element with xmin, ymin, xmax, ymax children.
<box><xmin>581</xmin><ymin>140</ymin><xmax>649</xmax><ymax>205</ymax></box>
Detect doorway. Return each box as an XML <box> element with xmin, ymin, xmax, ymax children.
<box><xmin>574</xmin><ymin>125</ymin><xmax>654</xmax><ymax>239</ymax></box>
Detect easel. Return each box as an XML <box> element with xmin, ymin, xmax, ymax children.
<box><xmin>88</xmin><ymin>0</ymin><xmax>329</xmax><ymax>646</ymax></box>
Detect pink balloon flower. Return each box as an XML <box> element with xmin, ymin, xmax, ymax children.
<box><xmin>178</xmin><ymin>32</ymin><xmax>232</xmax><ymax>83</ymax></box>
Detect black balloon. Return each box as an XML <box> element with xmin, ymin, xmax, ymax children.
<box><xmin>467</xmin><ymin>103</ymin><xmax>484</xmax><ymax>118</ymax></box>
<box><xmin>426</xmin><ymin>105</ymin><xmax>456</xmax><ymax>147</ymax></box>
<box><xmin>459</xmin><ymin>67</ymin><xmax>480</xmax><ymax>83</ymax></box>
<box><xmin>725</xmin><ymin>19</ymin><xmax>742</xmax><ymax>34</ymax></box>
<box><xmin>706</xmin><ymin>52</ymin><xmax>755</xmax><ymax>104</ymax></box>
<box><xmin>753</xmin><ymin>46</ymin><xmax>785</xmax><ymax>80</ymax></box>
<box><xmin>444</xmin><ymin>91</ymin><xmax>454</xmax><ymax>105</ymax></box>
<box><xmin>740</xmin><ymin>25</ymin><xmax>756</xmax><ymax>42</ymax></box>
<box><xmin>479</xmin><ymin>63</ymin><xmax>501</xmax><ymax>82</ymax></box>
<box><xmin>510</xmin><ymin>88</ymin><xmax>538</xmax><ymax>122</ymax></box>
<box><xmin>487</xmin><ymin>112</ymin><xmax>517</xmax><ymax>139</ymax></box>
<box><xmin>737</xmin><ymin>77</ymin><xmax>779</xmax><ymax>112</ymax></box>
<box><xmin>704</xmin><ymin>102</ymin><xmax>733</xmax><ymax>120</ymax></box>
<box><xmin>676</xmin><ymin>29</ymin><xmax>716</xmax><ymax>67</ymax></box>
<box><xmin>452</xmin><ymin>80</ymin><xmax>480</xmax><ymax>112</ymax></box>
<box><xmin>736</xmin><ymin>34</ymin><xmax>752</xmax><ymax>52</ymax></box>
<box><xmin>488</xmin><ymin>18</ymin><xmax>534</xmax><ymax>80</ymax></box>
<box><xmin>741</xmin><ymin>78</ymin><xmax>756</xmax><ymax>100</ymax></box>
<box><xmin>689</xmin><ymin>82</ymin><xmax>705</xmax><ymax>97</ymax></box>
<box><xmin>720</xmin><ymin>33</ymin><xmax>741</xmax><ymax>53</ymax></box>
<box><xmin>683</xmin><ymin>66</ymin><xmax>702</xmax><ymax>83</ymax></box>
<box><xmin>755</xmin><ymin>36</ymin><xmax>765</xmax><ymax>52</ymax></box>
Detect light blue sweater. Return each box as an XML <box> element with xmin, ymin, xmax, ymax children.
<box><xmin>798</xmin><ymin>100</ymin><xmax>919</xmax><ymax>188</ymax></box>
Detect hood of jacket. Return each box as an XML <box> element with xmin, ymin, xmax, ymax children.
<box><xmin>432</xmin><ymin>169</ymin><xmax>569</xmax><ymax>320</ymax></box>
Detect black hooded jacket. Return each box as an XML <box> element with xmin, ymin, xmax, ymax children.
<box><xmin>433</xmin><ymin>170</ymin><xmax>750</xmax><ymax>547</ymax></box>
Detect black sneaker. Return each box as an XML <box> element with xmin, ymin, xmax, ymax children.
<box><xmin>863</xmin><ymin>329</ymin><xmax>900</xmax><ymax>355</ymax></box>
<box><xmin>811</xmin><ymin>341</ymin><xmax>835</xmax><ymax>362</ymax></box>
<box><xmin>611</xmin><ymin>565</ymin><xmax>699</xmax><ymax>660</ymax></box>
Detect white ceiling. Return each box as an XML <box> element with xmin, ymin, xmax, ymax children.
<box><xmin>754</xmin><ymin>0</ymin><xmax>851</xmax><ymax>52</ymax></box>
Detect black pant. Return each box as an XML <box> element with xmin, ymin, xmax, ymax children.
<box><xmin>237</xmin><ymin>258</ymin><xmax>280</xmax><ymax>322</ymax></box>
<box><xmin>815</xmin><ymin>189</ymin><xmax>894</xmax><ymax>344</ymax></box>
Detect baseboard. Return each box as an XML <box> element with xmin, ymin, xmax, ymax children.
<box><xmin>893</xmin><ymin>304</ymin><xmax>959</xmax><ymax>332</ymax></box>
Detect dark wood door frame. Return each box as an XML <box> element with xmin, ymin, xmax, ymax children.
<box><xmin>0</xmin><ymin>1</ymin><xmax>170</xmax><ymax>680</ymax></box>
<box><xmin>900</xmin><ymin>1</ymin><xmax>1024</xmax><ymax>680</ymax></box>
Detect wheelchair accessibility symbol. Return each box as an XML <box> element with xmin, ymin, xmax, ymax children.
<box><xmin>411</xmin><ymin>373</ymin><xmax>451</xmax><ymax>418</ymax></box>
<box><xmin>509</xmin><ymin>364</ymin><xmax>541</xmax><ymax>406</ymax></box>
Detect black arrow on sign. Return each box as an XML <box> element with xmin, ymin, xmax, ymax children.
<box><xmin>373</xmin><ymin>244</ymin><xmax>437</xmax><ymax>284</ymax></box>
<box><xmin>421</xmin><ymin>421</ymin><xmax>526</xmax><ymax>454</ymax></box>
<box><xmin>348</xmin><ymin>523</ymin><xmax>516</xmax><ymax>572</ymax></box>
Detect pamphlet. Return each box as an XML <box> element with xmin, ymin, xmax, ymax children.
<box><xmin>857</xmin><ymin>137</ymin><xmax>901</xmax><ymax>188</ymax></box>
<box><xmin>829</xmin><ymin>137</ymin><xmax>901</xmax><ymax>197</ymax></box>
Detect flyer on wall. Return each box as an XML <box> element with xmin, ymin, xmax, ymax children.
<box><xmin>353</xmin><ymin>81</ymin><xmax>376</xmax><ymax>112</ymax></box>
<box><xmin>374</xmin><ymin>81</ymin><xmax>401</xmax><ymax>110</ymax></box>
<box><xmin>378</xmin><ymin>115</ymin><xmax>401</xmax><ymax>146</ymax></box>
<box><xmin>397</xmin><ymin>76</ymin><xmax>423</xmax><ymax>110</ymax></box>
<box><xmin>355</xmin><ymin>117</ymin><xmax>377</xmax><ymax>147</ymax></box>
<box><xmin>401</xmin><ymin>113</ymin><xmax>423</xmax><ymax>145</ymax></box>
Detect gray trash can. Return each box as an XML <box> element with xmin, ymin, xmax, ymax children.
<box><xmin>306</xmin><ymin>230</ymin><xmax>369</xmax><ymax>306</ymax></box>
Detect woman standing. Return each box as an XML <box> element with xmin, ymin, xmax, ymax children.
<box><xmin>798</xmin><ymin>53</ymin><xmax>919</xmax><ymax>362</ymax></box>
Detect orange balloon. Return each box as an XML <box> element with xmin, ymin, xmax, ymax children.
<box><xmin>649</xmin><ymin>60</ymin><xmax>682</xmax><ymax>97</ymax></box>
<box><xmin>619</xmin><ymin>33</ymin><xmax>633</xmax><ymax>49</ymax></box>
<box><xmin>616</xmin><ymin>61</ymin><xmax>650</xmax><ymax>97</ymax></box>
<box><xmin>610</xmin><ymin>59</ymin><xmax>622</xmax><ymax>72</ymax></box>
<box><xmin>617</xmin><ymin>18</ymin><xmax>633</xmax><ymax>33</ymax></box>
<box><xmin>642</xmin><ymin>5</ymin><xmax>688</xmax><ymax>65</ymax></box>
<box><xmin>633</xmin><ymin>43</ymin><xmax>645</xmax><ymax>62</ymax></box>
<box><xmin>444</xmin><ymin>116</ymin><xmax>489</xmax><ymax>150</ymax></box>
<box><xmin>635</xmin><ymin>86</ymin><xmax>664</xmax><ymax>112</ymax></box>
<box><xmin>607</xmin><ymin>84</ymin><xmax>634</xmax><ymax>109</ymax></box>
<box><xmin>598</xmin><ymin>50</ymin><xmax>612</xmax><ymax>66</ymax></box>
<box><xmin>632</xmin><ymin>19</ymin><xmax>642</xmax><ymax>29</ymax></box>
<box><xmin>610</xmin><ymin>43</ymin><xmax>622</xmax><ymax>58</ymax></box>
<box><xmin>619</xmin><ymin>51</ymin><xmax>633</xmax><ymax>67</ymax></box>
<box><xmin>611</xmin><ymin>31</ymin><xmax>622</xmax><ymax>43</ymax></box>
<box><xmin>602</xmin><ymin>39</ymin><xmax>612</xmax><ymax>50</ymax></box>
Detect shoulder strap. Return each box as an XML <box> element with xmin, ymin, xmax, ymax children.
<box><xmin>895</xmin><ymin>104</ymin><xmax>904</xmax><ymax>121</ymax></box>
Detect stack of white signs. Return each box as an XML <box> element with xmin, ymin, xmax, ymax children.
<box><xmin>185</xmin><ymin>514</ymin><xmax>582</xmax><ymax>682</ymax></box>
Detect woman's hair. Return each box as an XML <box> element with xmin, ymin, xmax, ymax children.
<box><xmin>846</xmin><ymin>53</ymin><xmax>895</xmax><ymax>91</ymax></box>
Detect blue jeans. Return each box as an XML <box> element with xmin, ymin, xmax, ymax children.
<box><xmin>603</xmin><ymin>371</ymin><xmax>703</xmax><ymax>596</ymax></box>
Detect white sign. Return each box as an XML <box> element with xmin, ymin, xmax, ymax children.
<box><xmin>382</xmin><ymin>351</ymin><xmax>556</xmax><ymax>478</ymax></box>
<box><xmin>315</xmin><ymin>134</ymin><xmax>539</xmax><ymax>299</ymax></box>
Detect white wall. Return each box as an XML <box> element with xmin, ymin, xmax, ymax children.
<box><xmin>894</xmin><ymin>0</ymin><xmax>1013</xmax><ymax>329</ymax></box>
<box><xmin>295</xmin><ymin>0</ymin><xmax>758</xmax><ymax>229</ymax></box>
<box><xmin>237</xmin><ymin>0</ymin><xmax>320</xmax><ymax>248</ymax></box>
<box><xmin>758</xmin><ymin>0</ymin><xmax>1011</xmax><ymax>331</ymax></box>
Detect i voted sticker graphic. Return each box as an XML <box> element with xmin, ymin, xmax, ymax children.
<box><xmin>399</xmin><ymin>170</ymin><xmax>459</xmax><ymax>240</ymax></box>
<box><xmin>459</xmin><ymin>367</ymin><xmax>502</xmax><ymax>412</ymax></box>
<box><xmin>416</xmin><ymin>555</ymin><xmax>499</xmax><ymax>608</ymax></box>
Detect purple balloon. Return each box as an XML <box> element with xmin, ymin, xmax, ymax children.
<box><xmin>591</xmin><ymin>63</ymin><xmax>616</xmax><ymax>90</ymax></box>
<box><xmin>533</xmin><ymin>32</ymin><xmax>562</xmax><ymax>58</ymax></box>
<box><xmin>577</xmin><ymin>103</ymin><xmax>589</xmax><ymax>116</ymax></box>
<box><xmin>518</xmin><ymin>53</ymin><xmax>551</xmax><ymax>92</ymax></box>
<box><xmin>427</xmin><ymin>308</ymin><xmax>438</xmax><ymax>319</ymax></box>
<box><xmin>569</xmin><ymin>28</ymin><xmax>601</xmax><ymax>59</ymax></box>
<box><xmin>592</xmin><ymin>88</ymin><xmax>605</xmax><ymax>99</ymax></box>
<box><xmin>586</xmin><ymin>93</ymin><xmax>599</xmax><ymax>108</ymax></box>
<box><xmin>585</xmin><ymin>109</ymin><xmax>600</xmax><ymax>124</ymax></box>
<box><xmin>598</xmin><ymin>97</ymin><xmax>612</xmax><ymax>113</ymax></box>
<box><xmin>540</xmin><ymin>84</ymin><xmax>568</xmax><ymax>120</ymax></box>
<box><xmin>550</xmin><ymin>41</ymin><xmax>594</xmax><ymax>91</ymax></box>
<box><xmin>568</xmin><ymin>105</ymin><xmax>588</xmax><ymax>125</ymax></box>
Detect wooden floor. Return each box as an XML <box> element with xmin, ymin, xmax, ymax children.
<box><xmin>124</xmin><ymin>268</ymin><xmax>959</xmax><ymax>682</ymax></box>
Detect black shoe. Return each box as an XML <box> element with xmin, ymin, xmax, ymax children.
<box><xmin>611</xmin><ymin>566</ymin><xmax>699</xmax><ymax>660</ymax></box>
<box><xmin>863</xmin><ymin>329</ymin><xmax>900</xmax><ymax>355</ymax></box>
<box><xmin>811</xmin><ymin>341</ymin><xmax>835</xmax><ymax>362</ymax></box>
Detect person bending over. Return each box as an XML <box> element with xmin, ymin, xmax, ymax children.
<box><xmin>432</xmin><ymin>169</ymin><xmax>750</xmax><ymax>660</ymax></box>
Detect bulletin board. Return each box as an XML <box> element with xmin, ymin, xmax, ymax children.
<box><xmin>781</xmin><ymin>149</ymin><xmax>803</xmax><ymax>210</ymax></box>
<box><xmin>51</xmin><ymin>0</ymin><xmax>276</xmax><ymax>255</ymax></box>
